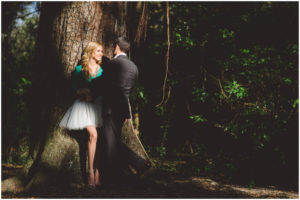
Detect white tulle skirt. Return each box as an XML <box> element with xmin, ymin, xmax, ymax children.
<box><xmin>59</xmin><ymin>96</ymin><xmax>103</xmax><ymax>130</ymax></box>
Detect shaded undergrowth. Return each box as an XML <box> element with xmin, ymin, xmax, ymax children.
<box><xmin>2</xmin><ymin>155</ymin><xmax>298</xmax><ymax>198</ymax></box>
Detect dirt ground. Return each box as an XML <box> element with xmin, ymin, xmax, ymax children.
<box><xmin>1</xmin><ymin>164</ymin><xmax>298</xmax><ymax>198</ymax></box>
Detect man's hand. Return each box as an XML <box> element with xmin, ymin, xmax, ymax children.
<box><xmin>77</xmin><ymin>88</ymin><xmax>91</xmax><ymax>95</ymax></box>
<box><xmin>124</xmin><ymin>118</ymin><xmax>132</xmax><ymax>125</ymax></box>
<box><xmin>84</xmin><ymin>93</ymin><xmax>94</xmax><ymax>102</ymax></box>
<box><xmin>77</xmin><ymin>88</ymin><xmax>93</xmax><ymax>102</ymax></box>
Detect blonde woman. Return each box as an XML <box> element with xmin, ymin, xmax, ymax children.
<box><xmin>60</xmin><ymin>42</ymin><xmax>103</xmax><ymax>187</ymax></box>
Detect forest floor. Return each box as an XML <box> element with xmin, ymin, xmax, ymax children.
<box><xmin>2</xmin><ymin>160</ymin><xmax>299</xmax><ymax>199</ymax></box>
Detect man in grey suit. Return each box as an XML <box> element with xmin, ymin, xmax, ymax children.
<box><xmin>92</xmin><ymin>37</ymin><xmax>149</xmax><ymax>185</ymax></box>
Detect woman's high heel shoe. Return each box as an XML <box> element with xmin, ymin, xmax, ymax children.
<box><xmin>94</xmin><ymin>169</ymin><xmax>101</xmax><ymax>187</ymax></box>
<box><xmin>88</xmin><ymin>170</ymin><xmax>95</xmax><ymax>188</ymax></box>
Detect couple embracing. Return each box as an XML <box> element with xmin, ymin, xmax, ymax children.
<box><xmin>60</xmin><ymin>37</ymin><xmax>149</xmax><ymax>187</ymax></box>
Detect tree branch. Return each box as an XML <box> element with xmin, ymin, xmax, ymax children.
<box><xmin>156</xmin><ymin>2</ymin><xmax>170</xmax><ymax>107</ymax></box>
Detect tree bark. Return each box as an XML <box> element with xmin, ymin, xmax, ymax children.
<box><xmin>2</xmin><ymin>2</ymin><xmax>147</xmax><ymax>193</ymax></box>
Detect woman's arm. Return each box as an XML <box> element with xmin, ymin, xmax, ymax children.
<box><xmin>71</xmin><ymin>66</ymin><xmax>82</xmax><ymax>96</ymax></box>
<box><xmin>71</xmin><ymin>65</ymin><xmax>92</xmax><ymax>101</ymax></box>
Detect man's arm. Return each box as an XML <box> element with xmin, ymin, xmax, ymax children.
<box><xmin>90</xmin><ymin>58</ymin><xmax>110</xmax><ymax>98</ymax></box>
<box><xmin>90</xmin><ymin>76</ymin><xmax>104</xmax><ymax>98</ymax></box>
<box><xmin>116</xmin><ymin>62</ymin><xmax>138</xmax><ymax>119</ymax></box>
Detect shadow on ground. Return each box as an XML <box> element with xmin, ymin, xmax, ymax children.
<box><xmin>2</xmin><ymin>166</ymin><xmax>298</xmax><ymax>198</ymax></box>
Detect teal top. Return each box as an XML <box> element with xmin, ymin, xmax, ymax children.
<box><xmin>71</xmin><ymin>65</ymin><xmax>103</xmax><ymax>96</ymax></box>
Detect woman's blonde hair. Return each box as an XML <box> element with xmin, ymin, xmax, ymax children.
<box><xmin>81</xmin><ymin>42</ymin><xmax>102</xmax><ymax>79</ymax></box>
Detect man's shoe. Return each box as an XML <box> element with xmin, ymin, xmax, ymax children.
<box><xmin>136</xmin><ymin>160</ymin><xmax>151</xmax><ymax>176</ymax></box>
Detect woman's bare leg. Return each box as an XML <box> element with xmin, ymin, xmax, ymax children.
<box><xmin>86</xmin><ymin>125</ymin><xmax>97</xmax><ymax>185</ymax></box>
<box><xmin>95</xmin><ymin>168</ymin><xmax>100</xmax><ymax>186</ymax></box>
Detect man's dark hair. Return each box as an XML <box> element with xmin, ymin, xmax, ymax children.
<box><xmin>114</xmin><ymin>37</ymin><xmax>130</xmax><ymax>53</ymax></box>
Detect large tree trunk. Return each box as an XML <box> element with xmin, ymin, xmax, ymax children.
<box><xmin>2</xmin><ymin>2</ymin><xmax>147</xmax><ymax>193</ymax></box>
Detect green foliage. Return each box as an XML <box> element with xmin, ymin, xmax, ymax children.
<box><xmin>8</xmin><ymin>143</ymin><xmax>29</xmax><ymax>165</ymax></box>
<box><xmin>189</xmin><ymin>115</ymin><xmax>208</xmax><ymax>124</ymax></box>
<box><xmin>220</xmin><ymin>28</ymin><xmax>235</xmax><ymax>39</ymax></box>
<box><xmin>2</xmin><ymin>2</ymin><xmax>35</xmax><ymax>33</ymax></box>
<box><xmin>141</xmin><ymin>2</ymin><xmax>297</xmax><ymax>187</ymax></box>
<box><xmin>130</xmin><ymin>82</ymin><xmax>149</xmax><ymax>108</ymax></box>
<box><xmin>224</xmin><ymin>80</ymin><xmax>247</xmax><ymax>101</ymax></box>
<box><xmin>248</xmin><ymin>179</ymin><xmax>255</xmax><ymax>189</ymax></box>
<box><xmin>292</xmin><ymin>99</ymin><xmax>298</xmax><ymax>108</ymax></box>
<box><xmin>145</xmin><ymin>145</ymin><xmax>167</xmax><ymax>159</ymax></box>
<box><xmin>2</xmin><ymin>2</ymin><xmax>39</xmax><ymax>163</ymax></box>
<box><xmin>191</xmin><ymin>87</ymin><xmax>208</xmax><ymax>103</ymax></box>
<box><xmin>175</xmin><ymin>31</ymin><xmax>194</xmax><ymax>50</ymax></box>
